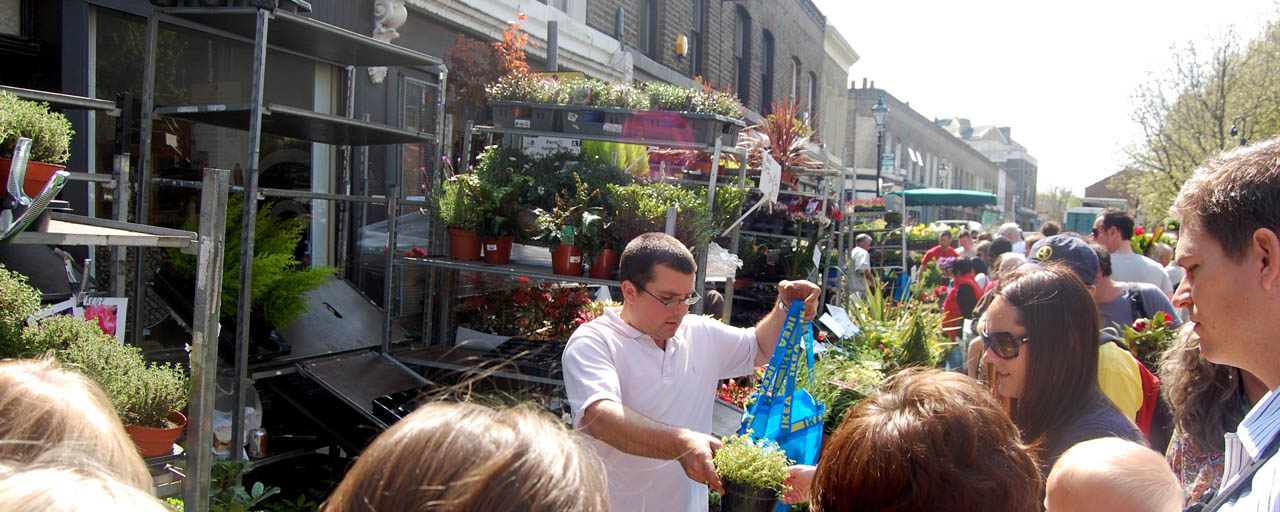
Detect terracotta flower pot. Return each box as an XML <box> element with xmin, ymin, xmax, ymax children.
<box><xmin>125</xmin><ymin>411</ymin><xmax>187</xmax><ymax>458</ymax></box>
<box><xmin>448</xmin><ymin>228</ymin><xmax>481</xmax><ymax>261</ymax></box>
<box><xmin>482</xmin><ymin>235</ymin><xmax>515</xmax><ymax>265</ymax></box>
<box><xmin>552</xmin><ymin>244</ymin><xmax>584</xmax><ymax>276</ymax></box>
<box><xmin>0</xmin><ymin>158</ymin><xmax>66</xmax><ymax>198</ymax></box>
<box><xmin>589</xmin><ymin>248</ymin><xmax>619</xmax><ymax>279</ymax></box>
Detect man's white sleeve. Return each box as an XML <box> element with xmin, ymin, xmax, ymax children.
<box><xmin>562</xmin><ymin>332</ymin><xmax>621</xmax><ymax>431</ymax></box>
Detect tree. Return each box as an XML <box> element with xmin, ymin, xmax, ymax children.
<box><xmin>1123</xmin><ymin>19</ymin><xmax>1280</xmax><ymax>221</ymax></box>
<box><xmin>1036</xmin><ymin>185</ymin><xmax>1078</xmax><ymax>225</ymax></box>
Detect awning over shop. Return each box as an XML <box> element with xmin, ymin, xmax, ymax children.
<box><xmin>888</xmin><ymin>188</ymin><xmax>999</xmax><ymax>207</ymax></box>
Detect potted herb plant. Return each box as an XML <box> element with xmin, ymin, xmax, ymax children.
<box><xmin>0</xmin><ymin>92</ymin><xmax>75</xmax><ymax>197</ymax></box>
<box><xmin>712</xmin><ymin>432</ymin><xmax>792</xmax><ymax>512</ymax></box>
<box><xmin>486</xmin><ymin>72</ymin><xmax>565</xmax><ymax>131</ymax></box>
<box><xmin>536</xmin><ymin>200</ymin><xmax>585</xmax><ymax>276</ymax></box>
<box><xmin>431</xmin><ymin>173</ymin><xmax>484</xmax><ymax>261</ymax></box>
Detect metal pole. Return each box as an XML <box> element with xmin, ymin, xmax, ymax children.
<box><xmin>336</xmin><ymin>65</ymin><xmax>355</xmax><ymax>279</ymax></box>
<box><xmin>875</xmin><ymin>128</ymin><xmax>883</xmax><ymax>198</ymax></box>
<box><xmin>131</xmin><ymin>12</ymin><xmax>160</xmax><ymax>346</ymax></box>
<box><xmin>692</xmin><ymin>139</ymin><xmax>721</xmax><ymax>316</ymax></box>
<box><xmin>111</xmin><ymin>91</ymin><xmax>133</xmax><ymax>297</ymax></box>
<box><xmin>547</xmin><ymin>21</ymin><xmax>559</xmax><ymax>72</ymax></box>
<box><xmin>381</xmin><ymin>179</ymin><xmax>399</xmax><ymax>354</ymax></box>
<box><xmin>231</xmin><ymin>8</ymin><xmax>271</xmax><ymax>466</ymax></box>
<box><xmin>182</xmin><ymin>168</ymin><xmax>230</xmax><ymax>512</ymax></box>
<box><xmin>722</xmin><ymin>150</ymin><xmax>747</xmax><ymax>323</ymax></box>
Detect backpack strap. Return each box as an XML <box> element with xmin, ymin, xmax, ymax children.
<box><xmin>1129</xmin><ymin>283</ymin><xmax>1150</xmax><ymax>320</ymax></box>
<box><xmin>1202</xmin><ymin>435</ymin><xmax>1280</xmax><ymax>511</ymax></box>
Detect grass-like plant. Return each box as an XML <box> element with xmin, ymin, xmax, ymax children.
<box><xmin>712</xmin><ymin>432</ymin><xmax>793</xmax><ymax>496</ymax></box>
<box><xmin>0</xmin><ymin>92</ymin><xmax>75</xmax><ymax>165</ymax></box>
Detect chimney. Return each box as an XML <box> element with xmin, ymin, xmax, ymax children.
<box><xmin>862</xmin><ymin>78</ymin><xmax>867</xmax><ymax>89</ymax></box>
<box><xmin>870</xmin><ymin>80</ymin><xmax>874</xmax><ymax>89</ymax></box>
<box><xmin>999</xmin><ymin>127</ymin><xmax>1011</xmax><ymax>140</ymax></box>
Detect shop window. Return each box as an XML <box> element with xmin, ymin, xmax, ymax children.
<box><xmin>0</xmin><ymin>0</ymin><xmax>25</xmax><ymax>38</ymax></box>
<box><xmin>640</xmin><ymin>0</ymin><xmax>658</xmax><ymax>57</ymax></box>
<box><xmin>691</xmin><ymin>0</ymin><xmax>704</xmax><ymax>77</ymax></box>
<box><xmin>808</xmin><ymin>71</ymin><xmax>818</xmax><ymax>121</ymax></box>
<box><xmin>733</xmin><ymin>6</ymin><xmax>751</xmax><ymax>105</ymax></box>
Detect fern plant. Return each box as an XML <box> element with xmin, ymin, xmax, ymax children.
<box><xmin>167</xmin><ymin>195</ymin><xmax>337</xmax><ymax>328</ymax></box>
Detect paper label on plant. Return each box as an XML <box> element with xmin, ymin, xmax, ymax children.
<box><xmin>570</xmin><ymin>256</ymin><xmax>581</xmax><ymax>263</ymax></box>
<box><xmin>567</xmin><ymin>112</ymin><xmax>578</xmax><ymax>122</ymax></box>
<box><xmin>761</xmin><ymin>153</ymin><xmax>782</xmax><ymax>203</ymax></box>
<box><xmin>603</xmin><ymin>123</ymin><xmax>623</xmax><ymax>133</ymax></box>
<box><xmin>514</xmin><ymin>119</ymin><xmax>531</xmax><ymax>129</ymax></box>
<box><xmin>485</xmin><ymin>244</ymin><xmax>498</xmax><ymax>251</ymax></box>
<box><xmin>805</xmin><ymin>198</ymin><xmax>820</xmax><ymax>214</ymax></box>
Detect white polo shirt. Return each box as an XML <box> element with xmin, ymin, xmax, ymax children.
<box><xmin>562</xmin><ymin>307</ymin><xmax>758</xmax><ymax>512</ymax></box>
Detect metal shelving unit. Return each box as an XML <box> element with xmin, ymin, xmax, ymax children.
<box><xmin>132</xmin><ymin>6</ymin><xmax>446</xmax><ymax>511</ymax></box>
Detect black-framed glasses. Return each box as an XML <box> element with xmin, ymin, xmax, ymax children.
<box><xmin>981</xmin><ymin>328</ymin><xmax>1031</xmax><ymax>359</ymax></box>
<box><xmin>1091</xmin><ymin>228</ymin><xmax>1100</xmax><ymax>238</ymax></box>
<box><xmin>638</xmin><ymin>286</ymin><xmax>701</xmax><ymax>309</ymax></box>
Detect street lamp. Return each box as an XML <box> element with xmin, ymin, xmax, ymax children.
<box><xmin>1230</xmin><ymin>115</ymin><xmax>1248</xmax><ymax>147</ymax></box>
<box><xmin>871</xmin><ymin>96</ymin><xmax>888</xmax><ymax>197</ymax></box>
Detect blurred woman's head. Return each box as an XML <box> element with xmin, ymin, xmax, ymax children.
<box><xmin>322</xmin><ymin>402</ymin><xmax>608</xmax><ymax>512</ymax></box>
<box><xmin>0</xmin><ymin>358</ymin><xmax>151</xmax><ymax>491</ymax></box>
<box><xmin>1159</xmin><ymin>326</ymin><xmax>1250</xmax><ymax>452</ymax></box>
<box><xmin>812</xmin><ymin>368</ymin><xmax>1042</xmax><ymax>512</ymax></box>
<box><xmin>980</xmin><ymin>265</ymin><xmax>1101</xmax><ymax>446</ymax></box>
<box><xmin>0</xmin><ymin>463</ymin><xmax>169</xmax><ymax>512</ymax></box>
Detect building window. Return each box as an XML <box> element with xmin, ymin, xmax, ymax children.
<box><xmin>808</xmin><ymin>71</ymin><xmax>818</xmax><ymax>121</ymax></box>
<box><xmin>0</xmin><ymin>0</ymin><xmax>26</xmax><ymax>38</ymax></box>
<box><xmin>691</xmin><ymin>0</ymin><xmax>704</xmax><ymax>77</ymax></box>
<box><xmin>791</xmin><ymin>57</ymin><xmax>801</xmax><ymax>103</ymax></box>
<box><xmin>761</xmin><ymin>31</ymin><xmax>774</xmax><ymax>115</ymax></box>
<box><xmin>640</xmin><ymin>0</ymin><xmax>658</xmax><ymax>57</ymax></box>
<box><xmin>536</xmin><ymin>0</ymin><xmax>568</xmax><ymax>11</ymax></box>
<box><xmin>733</xmin><ymin>6</ymin><xmax>751</xmax><ymax>105</ymax></box>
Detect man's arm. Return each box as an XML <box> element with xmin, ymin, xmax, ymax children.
<box><xmin>753</xmin><ymin>280</ymin><xmax>822</xmax><ymax>366</ymax></box>
<box><xmin>580</xmin><ymin>399</ymin><xmax>725</xmax><ymax>493</ymax></box>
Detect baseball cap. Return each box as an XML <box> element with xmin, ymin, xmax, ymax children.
<box><xmin>1019</xmin><ymin>234</ymin><xmax>1099</xmax><ymax>286</ymax></box>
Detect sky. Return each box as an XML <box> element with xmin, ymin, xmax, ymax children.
<box><xmin>816</xmin><ymin>0</ymin><xmax>1278</xmax><ymax>197</ymax></box>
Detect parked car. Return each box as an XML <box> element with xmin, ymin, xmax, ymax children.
<box><xmin>929</xmin><ymin>219</ymin><xmax>983</xmax><ymax>233</ymax></box>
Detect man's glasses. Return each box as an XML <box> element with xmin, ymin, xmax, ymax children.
<box><xmin>981</xmin><ymin>328</ymin><xmax>1031</xmax><ymax>359</ymax></box>
<box><xmin>638</xmin><ymin>286</ymin><xmax>701</xmax><ymax>309</ymax></box>
<box><xmin>1091</xmin><ymin>228</ymin><xmax>1099</xmax><ymax>238</ymax></box>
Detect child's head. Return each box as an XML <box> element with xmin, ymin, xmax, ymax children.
<box><xmin>1045</xmin><ymin>437</ymin><xmax>1182</xmax><ymax>512</ymax></box>
<box><xmin>0</xmin><ymin>463</ymin><xmax>169</xmax><ymax>512</ymax></box>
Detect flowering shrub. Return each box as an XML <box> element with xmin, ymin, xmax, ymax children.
<box><xmin>455</xmin><ymin>279</ymin><xmax>595</xmax><ymax>341</ymax></box>
<box><xmin>717</xmin><ymin>378</ymin><xmax>755</xmax><ymax>409</ymax></box>
<box><xmin>1120</xmin><ymin>312</ymin><xmax>1178</xmax><ymax>370</ymax></box>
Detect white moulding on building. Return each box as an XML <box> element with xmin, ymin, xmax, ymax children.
<box><xmin>405</xmin><ymin>0</ymin><xmax>632</xmax><ymax>83</ymax></box>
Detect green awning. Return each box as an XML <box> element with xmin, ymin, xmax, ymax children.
<box><xmin>888</xmin><ymin>188</ymin><xmax>999</xmax><ymax>207</ymax></box>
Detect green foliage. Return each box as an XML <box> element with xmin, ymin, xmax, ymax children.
<box><xmin>578</xmin><ymin>207</ymin><xmax>618</xmax><ymax>256</ymax></box>
<box><xmin>168</xmin><ymin>196</ymin><xmax>338</xmax><ymax>328</ymax></box>
<box><xmin>1123</xmin><ymin>20</ymin><xmax>1280</xmax><ymax>221</ymax></box>
<box><xmin>712</xmin><ymin>432</ymin><xmax>793</xmax><ymax>496</ymax></box>
<box><xmin>607</xmin><ymin>182</ymin><xmax>711</xmax><ymax>249</ymax></box>
<box><xmin>710</xmin><ymin>184</ymin><xmax>750</xmax><ymax>237</ymax></box>
<box><xmin>645</xmin><ymin>81</ymin><xmax>693</xmax><ymax>111</ymax></box>
<box><xmin>430</xmin><ymin>173</ymin><xmax>484</xmax><ymax>231</ymax></box>
<box><xmin>0</xmin><ymin>265</ymin><xmax>42</xmax><ymax>357</ymax></box>
<box><xmin>581</xmin><ymin>141</ymin><xmax>649</xmax><ymax>175</ymax></box>
<box><xmin>535</xmin><ymin>174</ymin><xmax>591</xmax><ymax>248</ymax></box>
<box><xmin>0</xmin><ymin>92</ymin><xmax>75</xmax><ymax>164</ymax></box>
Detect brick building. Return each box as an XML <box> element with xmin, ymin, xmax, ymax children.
<box><xmin>846</xmin><ymin>84</ymin><xmax>1003</xmax><ymax>224</ymax></box>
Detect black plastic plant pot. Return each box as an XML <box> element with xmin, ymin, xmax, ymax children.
<box><xmin>721</xmin><ymin>480</ymin><xmax>778</xmax><ymax>512</ymax></box>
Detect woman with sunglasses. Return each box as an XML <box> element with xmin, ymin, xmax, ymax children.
<box><xmin>981</xmin><ymin>264</ymin><xmax>1145</xmax><ymax>474</ymax></box>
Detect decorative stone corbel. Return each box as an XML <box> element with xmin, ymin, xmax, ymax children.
<box><xmin>368</xmin><ymin>0</ymin><xmax>408</xmax><ymax>84</ymax></box>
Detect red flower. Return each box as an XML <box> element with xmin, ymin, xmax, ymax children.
<box><xmin>1135</xmin><ymin>226</ymin><xmax>1145</xmax><ymax>236</ymax></box>
<box><xmin>1132</xmin><ymin>318</ymin><xmax>1150</xmax><ymax>332</ymax></box>
<box><xmin>1162</xmin><ymin>312</ymin><xmax>1173</xmax><ymax>323</ymax></box>
<box><xmin>412</xmin><ymin>247</ymin><xmax>428</xmax><ymax>257</ymax></box>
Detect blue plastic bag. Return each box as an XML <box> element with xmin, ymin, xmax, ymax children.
<box><xmin>738</xmin><ymin>300</ymin><xmax>825</xmax><ymax>511</ymax></box>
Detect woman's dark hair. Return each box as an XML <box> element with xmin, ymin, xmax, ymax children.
<box><xmin>971</xmin><ymin>257</ymin><xmax>989</xmax><ymax>276</ymax></box>
<box><xmin>988</xmin><ymin>238</ymin><xmax>1013</xmax><ymax>266</ymax></box>
<box><xmin>989</xmin><ymin>265</ymin><xmax>1101</xmax><ymax>454</ymax></box>
<box><xmin>812</xmin><ymin>368</ymin><xmax>1042</xmax><ymax>512</ymax></box>
<box><xmin>951</xmin><ymin>258</ymin><xmax>973</xmax><ymax>276</ymax></box>
<box><xmin>617</xmin><ymin>232</ymin><xmax>696</xmax><ymax>287</ymax></box>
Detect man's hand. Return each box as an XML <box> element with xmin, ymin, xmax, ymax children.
<box><xmin>675</xmin><ymin>429</ymin><xmax>724</xmax><ymax>494</ymax></box>
<box><xmin>780</xmin><ymin>464</ymin><xmax>816</xmax><ymax>504</ymax></box>
<box><xmin>778</xmin><ymin>280</ymin><xmax>822</xmax><ymax>321</ymax></box>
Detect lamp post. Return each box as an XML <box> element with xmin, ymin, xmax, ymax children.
<box><xmin>1230</xmin><ymin>115</ymin><xmax>1248</xmax><ymax>147</ymax></box>
<box><xmin>871</xmin><ymin>96</ymin><xmax>888</xmax><ymax>197</ymax></box>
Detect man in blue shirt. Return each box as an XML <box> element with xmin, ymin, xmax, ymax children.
<box><xmin>1172</xmin><ymin>135</ymin><xmax>1280</xmax><ymax>511</ymax></box>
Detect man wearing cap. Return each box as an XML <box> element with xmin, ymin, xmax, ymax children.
<box><xmin>1019</xmin><ymin>235</ymin><xmax>1144</xmax><ymax>422</ymax></box>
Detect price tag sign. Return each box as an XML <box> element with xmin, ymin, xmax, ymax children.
<box><xmin>761</xmin><ymin>153</ymin><xmax>782</xmax><ymax>204</ymax></box>
<box><xmin>825</xmin><ymin>304</ymin><xmax>860</xmax><ymax>338</ymax></box>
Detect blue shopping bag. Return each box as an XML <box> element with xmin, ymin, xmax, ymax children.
<box><xmin>738</xmin><ymin>300</ymin><xmax>825</xmax><ymax>511</ymax></box>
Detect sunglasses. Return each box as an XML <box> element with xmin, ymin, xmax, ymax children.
<box><xmin>981</xmin><ymin>328</ymin><xmax>1031</xmax><ymax>359</ymax></box>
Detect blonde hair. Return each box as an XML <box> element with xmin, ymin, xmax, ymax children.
<box><xmin>322</xmin><ymin>402</ymin><xmax>609</xmax><ymax>512</ymax></box>
<box><xmin>0</xmin><ymin>463</ymin><xmax>167</xmax><ymax>512</ymax></box>
<box><xmin>993</xmin><ymin>252</ymin><xmax>1027</xmax><ymax>280</ymax></box>
<box><xmin>1046</xmin><ymin>437</ymin><xmax>1181</xmax><ymax>511</ymax></box>
<box><xmin>0</xmin><ymin>358</ymin><xmax>152</xmax><ymax>491</ymax></box>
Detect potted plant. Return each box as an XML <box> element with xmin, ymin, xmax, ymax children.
<box><xmin>562</xmin><ymin>78</ymin><xmax>649</xmax><ymax>137</ymax></box>
<box><xmin>486</xmin><ymin>72</ymin><xmax>565</xmax><ymax>131</ymax></box>
<box><xmin>475</xmin><ymin>180</ymin><xmax>520</xmax><ymax>265</ymax></box>
<box><xmin>117</xmin><ymin>363</ymin><xmax>190</xmax><ymax>458</ymax></box>
<box><xmin>712</xmin><ymin>432</ymin><xmax>792</xmax><ymax>512</ymax></box>
<box><xmin>579</xmin><ymin>207</ymin><xmax>620</xmax><ymax>279</ymax></box>
<box><xmin>641</xmin><ymin>81</ymin><xmax>745</xmax><ymax>147</ymax></box>
<box><xmin>536</xmin><ymin>199</ymin><xmax>586</xmax><ymax>276</ymax></box>
<box><xmin>0</xmin><ymin>92</ymin><xmax>75</xmax><ymax>197</ymax></box>
<box><xmin>431</xmin><ymin>173</ymin><xmax>484</xmax><ymax>260</ymax></box>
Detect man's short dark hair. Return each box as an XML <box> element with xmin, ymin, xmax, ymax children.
<box><xmin>1089</xmin><ymin>242</ymin><xmax>1112</xmax><ymax>277</ymax></box>
<box><xmin>952</xmin><ymin>258</ymin><xmax>973</xmax><ymax>276</ymax></box>
<box><xmin>989</xmin><ymin>238</ymin><xmax>1013</xmax><ymax>261</ymax></box>
<box><xmin>1101</xmin><ymin>211</ymin><xmax>1136</xmax><ymax>240</ymax></box>
<box><xmin>1172</xmin><ymin>135</ymin><xmax>1280</xmax><ymax>262</ymax></box>
<box><xmin>958</xmin><ymin>230</ymin><xmax>972</xmax><ymax>239</ymax></box>
<box><xmin>618</xmin><ymin>233</ymin><xmax>697</xmax><ymax>287</ymax></box>
<box><xmin>1041</xmin><ymin>221</ymin><xmax>1061</xmax><ymax>237</ymax></box>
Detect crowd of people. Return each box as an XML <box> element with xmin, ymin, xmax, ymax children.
<box><xmin>4</xmin><ymin>137</ymin><xmax>1280</xmax><ymax>510</ymax></box>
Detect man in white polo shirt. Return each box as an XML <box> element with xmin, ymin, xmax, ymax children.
<box><xmin>562</xmin><ymin>233</ymin><xmax>820</xmax><ymax>512</ymax></box>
